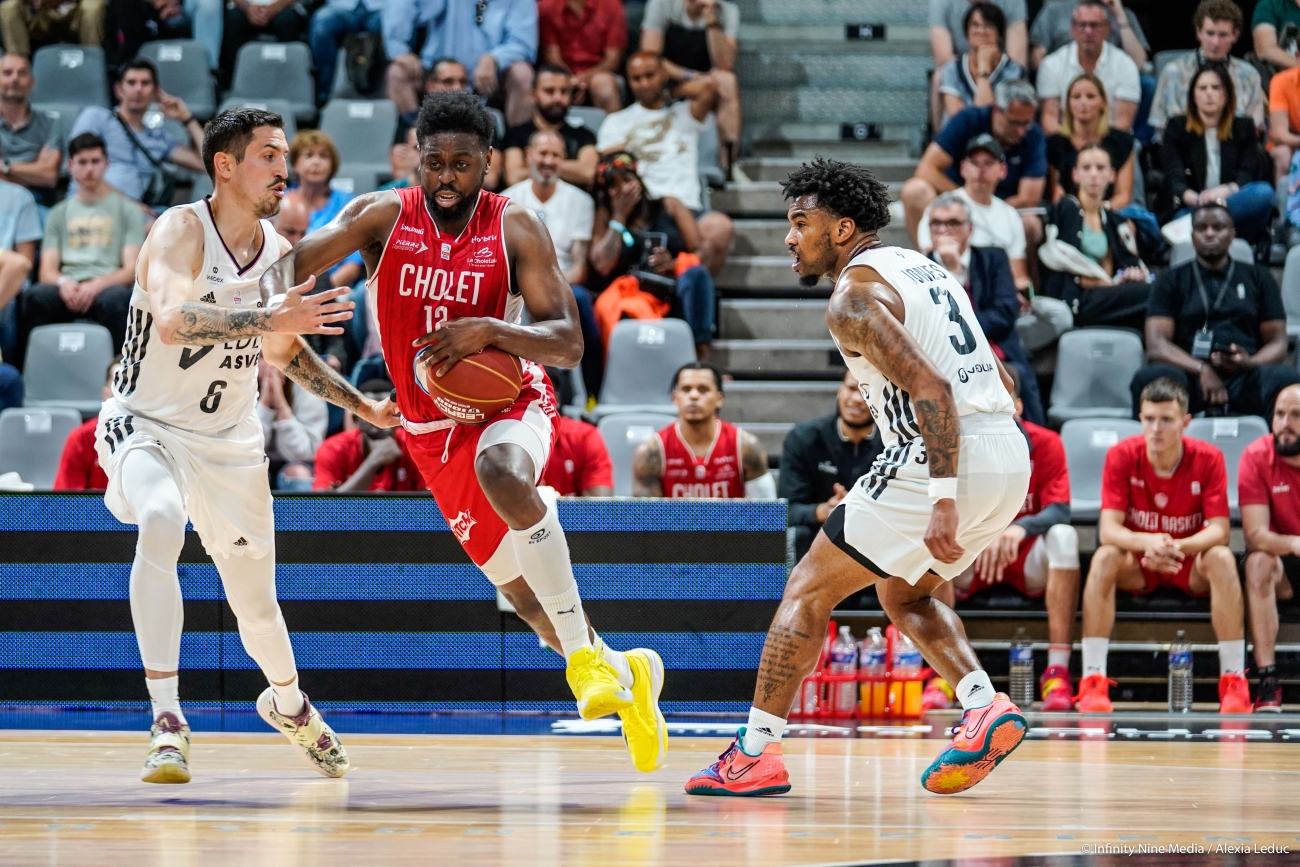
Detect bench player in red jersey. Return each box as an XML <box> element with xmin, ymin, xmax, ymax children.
<box><xmin>1079</xmin><ymin>377</ymin><xmax>1249</xmax><ymax>714</ymax></box>
<box><xmin>260</xmin><ymin>91</ymin><xmax>667</xmax><ymax>771</ymax></box>
<box><xmin>630</xmin><ymin>361</ymin><xmax>773</xmax><ymax>499</ymax></box>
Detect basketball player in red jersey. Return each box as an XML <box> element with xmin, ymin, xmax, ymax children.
<box><xmin>261</xmin><ymin>91</ymin><xmax>667</xmax><ymax>772</ymax></box>
<box><xmin>631</xmin><ymin>362</ymin><xmax>774</xmax><ymax>498</ymax></box>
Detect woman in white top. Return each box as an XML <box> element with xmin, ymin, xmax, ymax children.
<box><xmin>937</xmin><ymin>2</ymin><xmax>1026</xmax><ymax>126</ymax></box>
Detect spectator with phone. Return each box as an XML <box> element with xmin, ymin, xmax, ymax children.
<box><xmin>1129</xmin><ymin>203</ymin><xmax>1299</xmax><ymax>420</ymax></box>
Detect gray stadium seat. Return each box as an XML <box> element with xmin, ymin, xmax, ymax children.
<box><xmin>488</xmin><ymin>107</ymin><xmax>506</xmax><ymax>142</ymax></box>
<box><xmin>217</xmin><ymin>97</ymin><xmax>298</xmax><ymax>140</ymax></box>
<box><xmin>1282</xmin><ymin>245</ymin><xmax>1300</xmax><ymax>338</ymax></box>
<box><xmin>228</xmin><ymin>42</ymin><xmax>316</xmax><ymax>124</ymax></box>
<box><xmin>1048</xmin><ymin>328</ymin><xmax>1144</xmax><ymax>423</ymax></box>
<box><xmin>22</xmin><ymin>323</ymin><xmax>115</xmax><ymax>416</ymax></box>
<box><xmin>320</xmin><ymin>99</ymin><xmax>398</xmax><ymax>168</ymax></box>
<box><xmin>567</xmin><ymin>106</ymin><xmax>606</xmax><ymax>133</ymax></box>
<box><xmin>1060</xmin><ymin>417</ymin><xmax>1142</xmax><ymax>521</ymax></box>
<box><xmin>189</xmin><ymin>171</ymin><xmax>213</xmax><ymax>201</ymax></box>
<box><xmin>330</xmin><ymin>47</ymin><xmax>384</xmax><ymax>100</ymax></box>
<box><xmin>139</xmin><ymin>40</ymin><xmax>215</xmax><ymax>121</ymax></box>
<box><xmin>0</xmin><ymin>407</ymin><xmax>84</xmax><ymax>490</ymax></box>
<box><xmin>698</xmin><ymin>111</ymin><xmax>725</xmax><ymax>189</ymax></box>
<box><xmin>1152</xmin><ymin>50</ymin><xmax>1187</xmax><ymax>79</ymax></box>
<box><xmin>1185</xmin><ymin>415</ymin><xmax>1270</xmax><ymax>517</ymax></box>
<box><xmin>598</xmin><ymin>412</ymin><xmax>677</xmax><ymax>496</ymax></box>
<box><xmin>36</xmin><ymin>103</ymin><xmax>80</xmax><ymax>164</ymax></box>
<box><xmin>30</xmin><ymin>45</ymin><xmax>108</xmax><ymax>109</ymax></box>
<box><xmin>590</xmin><ymin>319</ymin><xmax>697</xmax><ymax>421</ymax></box>
<box><xmin>331</xmin><ymin>164</ymin><xmax>382</xmax><ymax>195</ymax></box>
<box><xmin>1168</xmin><ymin>238</ymin><xmax>1254</xmax><ymax>268</ymax></box>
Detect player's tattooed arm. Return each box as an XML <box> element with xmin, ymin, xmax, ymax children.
<box><xmin>631</xmin><ymin>438</ymin><xmax>665</xmax><ymax>497</ymax></box>
<box><xmin>281</xmin><ymin>341</ymin><xmax>365</xmax><ymax>413</ymax></box>
<box><xmin>755</xmin><ymin>623</ymin><xmax>813</xmax><ymax>710</ymax></box>
<box><xmin>739</xmin><ymin>430</ymin><xmax>769</xmax><ymax>482</ymax></box>
<box><xmin>170</xmin><ymin>303</ymin><xmax>273</xmax><ymax>345</ymax></box>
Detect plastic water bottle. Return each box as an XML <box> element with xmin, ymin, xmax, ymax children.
<box><xmin>830</xmin><ymin>626</ymin><xmax>858</xmax><ymax>713</ymax></box>
<box><xmin>859</xmin><ymin>627</ymin><xmax>887</xmax><ymax>716</ymax></box>
<box><xmin>890</xmin><ymin>632</ymin><xmax>924</xmax><ymax>716</ymax></box>
<box><xmin>1168</xmin><ymin>630</ymin><xmax>1194</xmax><ymax>713</ymax></box>
<box><xmin>1009</xmin><ymin>629</ymin><xmax>1035</xmax><ymax>707</ymax></box>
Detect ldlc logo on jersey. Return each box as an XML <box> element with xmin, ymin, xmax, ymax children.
<box><xmin>449</xmin><ymin>510</ymin><xmax>476</xmax><ymax>543</ymax></box>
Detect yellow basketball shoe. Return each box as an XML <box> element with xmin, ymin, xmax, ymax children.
<box><xmin>256</xmin><ymin>688</ymin><xmax>350</xmax><ymax>778</ymax></box>
<box><xmin>567</xmin><ymin>646</ymin><xmax>634</xmax><ymax>720</ymax></box>
<box><xmin>618</xmin><ymin>648</ymin><xmax>668</xmax><ymax>772</ymax></box>
<box><xmin>141</xmin><ymin>712</ymin><xmax>191</xmax><ymax>784</ymax></box>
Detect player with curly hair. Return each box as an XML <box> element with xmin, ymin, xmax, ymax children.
<box><xmin>685</xmin><ymin>157</ymin><xmax>1032</xmax><ymax>797</ymax></box>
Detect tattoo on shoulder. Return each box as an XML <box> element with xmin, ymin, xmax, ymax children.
<box><xmin>283</xmin><ymin>344</ymin><xmax>364</xmax><ymax>412</ymax></box>
<box><xmin>741</xmin><ymin>433</ymin><xmax>767</xmax><ymax>481</ymax></box>
<box><xmin>173</xmin><ymin>303</ymin><xmax>272</xmax><ymax>345</ymax></box>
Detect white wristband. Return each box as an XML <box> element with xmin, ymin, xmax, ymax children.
<box><xmin>928</xmin><ymin>477</ymin><xmax>958</xmax><ymax>502</ymax></box>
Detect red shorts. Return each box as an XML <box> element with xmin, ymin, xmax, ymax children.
<box><xmin>953</xmin><ymin>538</ymin><xmax>1042</xmax><ymax>602</ymax></box>
<box><xmin>406</xmin><ymin>363</ymin><xmax>558</xmax><ymax>583</ymax></box>
<box><xmin>1137</xmin><ymin>556</ymin><xmax>1205</xmax><ymax>597</ymax></box>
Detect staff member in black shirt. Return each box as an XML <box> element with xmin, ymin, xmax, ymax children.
<box><xmin>1130</xmin><ymin>203</ymin><xmax>1300</xmax><ymax>419</ymax></box>
<box><xmin>778</xmin><ymin>369</ymin><xmax>884</xmax><ymax>561</ymax></box>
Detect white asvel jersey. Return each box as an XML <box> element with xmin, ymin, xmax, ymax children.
<box><xmin>833</xmin><ymin>245</ymin><xmax>1015</xmax><ymax>450</ymax></box>
<box><xmin>114</xmin><ymin>199</ymin><xmax>283</xmax><ymax>434</ymax></box>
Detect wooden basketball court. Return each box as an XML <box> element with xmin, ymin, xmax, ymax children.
<box><xmin>1</xmin><ymin>727</ymin><xmax>1297</xmax><ymax>866</ymax></box>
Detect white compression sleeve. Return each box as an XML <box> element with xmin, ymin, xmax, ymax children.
<box><xmin>744</xmin><ymin>472</ymin><xmax>777</xmax><ymax>499</ymax></box>
<box><xmin>122</xmin><ymin>449</ymin><xmax>187</xmax><ymax>673</ymax></box>
<box><xmin>511</xmin><ymin>498</ymin><xmax>591</xmax><ymax>659</ymax></box>
<box><xmin>212</xmin><ymin>546</ymin><xmax>300</xmax><ymax>712</ymax></box>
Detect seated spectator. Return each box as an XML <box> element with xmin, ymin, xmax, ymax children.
<box><xmin>308</xmin><ymin>0</ymin><xmax>384</xmax><ymax>104</ymax></box>
<box><xmin>901</xmin><ymin>80</ymin><xmax>1045</xmax><ymax>249</ymax></box>
<box><xmin>1035</xmin><ymin>0</ymin><xmax>1139</xmax><ymax>135</ymax></box>
<box><xmin>380</xmin><ymin>125</ymin><xmax>420</xmax><ymax>191</ymax></box>
<box><xmin>0</xmin><ymin>0</ymin><xmax>104</xmax><ymax>56</ymax></box>
<box><xmin>257</xmin><ymin>359</ymin><xmax>326</xmax><ymax>490</ymax></box>
<box><xmin>926</xmin><ymin>190</ymin><xmax>1046</xmax><ymax>425</ymax></box>
<box><xmin>589</xmin><ymin>151</ymin><xmax>716</xmax><ymax>358</ymax></box>
<box><xmin>383</xmin><ymin>0</ymin><xmax>537</xmax><ymax>125</ymax></box>
<box><xmin>0</xmin><ymin>53</ymin><xmax>61</xmax><ymax>206</ymax></box>
<box><xmin>424</xmin><ymin>56</ymin><xmax>469</xmax><ymax>93</ymax></box>
<box><xmin>1240</xmin><ymin>383</ymin><xmax>1300</xmax><ymax>711</ymax></box>
<box><xmin>631</xmin><ymin>361</ymin><xmax>772</xmax><ymax>499</ymax></box>
<box><xmin>1130</xmin><ymin>203</ymin><xmax>1299</xmax><ymax>419</ymax></box>
<box><xmin>931</xmin><ymin>0</ymin><xmax>1028</xmax><ymax>131</ymax></box>
<box><xmin>950</xmin><ymin>366</ymin><xmax>1079</xmax><ymax>711</ymax></box>
<box><xmin>70</xmin><ymin>58</ymin><xmax>204</xmax><ymax>208</ymax></box>
<box><xmin>541</xmin><ymin>415</ymin><xmax>613</xmax><ymax>496</ymax></box>
<box><xmin>1041</xmin><ymin>145</ymin><xmax>1150</xmax><ymax>331</ymax></box>
<box><xmin>288</xmin><ymin>131</ymin><xmax>363</xmax><ymax>288</ymax></box>
<box><xmin>272</xmin><ymin>192</ymin><xmax>353</xmax><ymax>374</ymax></box>
<box><xmin>17</xmin><ymin>133</ymin><xmax>140</xmax><ymax>366</ymax></box>
<box><xmin>596</xmin><ymin>52</ymin><xmax>734</xmax><ymax>276</ymax></box>
<box><xmin>1030</xmin><ymin>0</ymin><xmax>1148</xmax><ymax>69</ymax></box>
<box><xmin>1079</xmin><ymin>377</ymin><xmax>1249</xmax><ymax>714</ymax></box>
<box><xmin>1251</xmin><ymin>0</ymin><xmax>1300</xmax><ymax>74</ymax></box>
<box><xmin>53</xmin><ymin>359</ymin><xmax>117</xmax><ymax>491</ymax></box>
<box><xmin>538</xmin><ymin>0</ymin><xmax>625</xmax><ymax>115</ymax></box>
<box><xmin>1163</xmin><ymin>64</ymin><xmax>1274</xmax><ymax>243</ymax></box>
<box><xmin>314</xmin><ymin>379</ymin><xmax>425</xmax><ymax>492</ymax></box>
<box><xmin>502</xmin><ymin>64</ymin><xmax>599</xmax><ymax>189</ymax></box>
<box><xmin>1153</xmin><ymin>0</ymin><xmax>1264</xmax><ymax>140</ymax></box>
<box><xmin>0</xmin><ymin>178</ymin><xmax>40</xmax><ymax>328</ymax></box>
<box><xmin>640</xmin><ymin>0</ymin><xmax>741</xmax><ymax>177</ymax></box>
<box><xmin>1271</xmin><ymin>65</ymin><xmax>1300</xmax><ymax>185</ymax></box>
<box><xmin>779</xmin><ymin>369</ymin><xmax>883</xmax><ymax>562</ymax></box>
<box><xmin>271</xmin><ymin>189</ymin><xmax>308</xmax><ymax>246</ymax></box>
<box><xmin>218</xmin><ymin>0</ymin><xmax>308</xmax><ymax>90</ymax></box>
<box><xmin>1047</xmin><ymin>73</ymin><xmax>1135</xmax><ymax>209</ymax></box>
<box><xmin>503</xmin><ymin>129</ymin><xmax>601</xmax><ymax>397</ymax></box>
<box><xmin>918</xmin><ymin>134</ymin><xmax>1030</xmax><ymax>287</ymax></box>
<box><xmin>105</xmin><ymin>0</ymin><xmax>222</xmax><ymax>69</ymax></box>
<box><xmin>936</xmin><ymin>3</ymin><xmax>1026</xmax><ymax>127</ymax></box>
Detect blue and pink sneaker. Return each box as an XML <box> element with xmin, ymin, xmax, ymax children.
<box><xmin>684</xmin><ymin>728</ymin><xmax>791</xmax><ymax>797</ymax></box>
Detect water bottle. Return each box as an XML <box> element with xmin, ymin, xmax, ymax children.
<box><xmin>890</xmin><ymin>633</ymin><xmax>923</xmax><ymax>716</ymax></box>
<box><xmin>1009</xmin><ymin>629</ymin><xmax>1035</xmax><ymax>707</ymax></box>
<box><xmin>859</xmin><ymin>627</ymin><xmax>887</xmax><ymax>716</ymax></box>
<box><xmin>829</xmin><ymin>626</ymin><xmax>858</xmax><ymax>713</ymax></box>
<box><xmin>1168</xmin><ymin>630</ymin><xmax>1194</xmax><ymax>713</ymax></box>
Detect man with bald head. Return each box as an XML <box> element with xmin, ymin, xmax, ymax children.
<box><xmin>272</xmin><ymin>191</ymin><xmax>310</xmax><ymax>247</ymax></box>
<box><xmin>1239</xmin><ymin>382</ymin><xmax>1300</xmax><ymax>711</ymax></box>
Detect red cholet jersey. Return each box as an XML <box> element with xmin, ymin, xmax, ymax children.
<box><xmin>656</xmin><ymin>420</ymin><xmax>745</xmax><ymax>499</ymax></box>
<box><xmin>1238</xmin><ymin>433</ymin><xmax>1300</xmax><ymax>536</ymax></box>
<box><xmin>1101</xmin><ymin>435</ymin><xmax>1229</xmax><ymax>538</ymax></box>
<box><xmin>370</xmin><ymin>187</ymin><xmax>526</xmax><ymax>425</ymax></box>
<box><xmin>1015</xmin><ymin>419</ymin><xmax>1070</xmax><ymax>538</ymax></box>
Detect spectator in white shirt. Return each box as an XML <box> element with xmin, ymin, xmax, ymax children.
<box><xmin>1036</xmin><ymin>0</ymin><xmax>1140</xmax><ymax>135</ymax></box>
<box><xmin>257</xmin><ymin>358</ymin><xmax>327</xmax><ymax>490</ymax></box>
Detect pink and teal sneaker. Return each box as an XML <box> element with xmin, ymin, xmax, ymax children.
<box><xmin>684</xmin><ymin>728</ymin><xmax>791</xmax><ymax>797</ymax></box>
<box><xmin>921</xmin><ymin>692</ymin><xmax>1026</xmax><ymax>794</ymax></box>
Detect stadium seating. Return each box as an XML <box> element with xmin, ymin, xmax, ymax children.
<box><xmin>488</xmin><ymin>107</ymin><xmax>506</xmax><ymax>142</ymax></box>
<box><xmin>139</xmin><ymin>40</ymin><xmax>216</xmax><ymax>121</ymax></box>
<box><xmin>597</xmin><ymin>412</ymin><xmax>677</xmax><ymax>495</ymax></box>
<box><xmin>30</xmin><ymin>44</ymin><xmax>108</xmax><ymax>109</ymax></box>
<box><xmin>1168</xmin><ymin>238</ymin><xmax>1254</xmax><ymax>268</ymax></box>
<box><xmin>22</xmin><ymin>324</ymin><xmax>115</xmax><ymax>417</ymax></box>
<box><xmin>566</xmin><ymin>106</ymin><xmax>607</xmax><ymax>133</ymax></box>
<box><xmin>320</xmin><ymin>100</ymin><xmax>398</xmax><ymax>171</ymax></box>
<box><xmin>698</xmin><ymin>112</ymin><xmax>725</xmax><ymax>189</ymax></box>
<box><xmin>1151</xmin><ymin>50</ymin><xmax>1186</xmax><ymax>79</ymax></box>
<box><xmin>330</xmin><ymin>165</ymin><xmax>382</xmax><ymax>195</ymax></box>
<box><xmin>217</xmin><ymin>97</ymin><xmax>298</xmax><ymax>140</ymax></box>
<box><xmin>0</xmin><ymin>407</ymin><xmax>83</xmax><ymax>489</ymax></box>
<box><xmin>1282</xmin><ymin>245</ymin><xmax>1300</xmax><ymax>338</ymax></box>
<box><xmin>1060</xmin><ymin>417</ymin><xmax>1142</xmax><ymax>520</ymax></box>
<box><xmin>1185</xmin><ymin>415</ymin><xmax>1270</xmax><ymax>517</ymax></box>
<box><xmin>228</xmin><ymin>42</ymin><xmax>317</xmax><ymax>125</ymax></box>
<box><xmin>590</xmin><ymin>319</ymin><xmax>697</xmax><ymax>421</ymax></box>
<box><xmin>1048</xmin><ymin>328</ymin><xmax>1144</xmax><ymax>423</ymax></box>
<box><xmin>329</xmin><ymin>48</ymin><xmax>384</xmax><ymax>101</ymax></box>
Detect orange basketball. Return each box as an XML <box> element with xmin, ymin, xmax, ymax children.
<box><xmin>419</xmin><ymin>345</ymin><xmax>523</xmax><ymax>424</ymax></box>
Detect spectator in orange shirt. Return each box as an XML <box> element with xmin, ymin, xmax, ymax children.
<box><xmin>541</xmin><ymin>415</ymin><xmax>613</xmax><ymax>496</ymax></box>
<box><xmin>1268</xmin><ymin>63</ymin><xmax>1300</xmax><ymax>181</ymax></box>
<box><xmin>538</xmin><ymin>0</ymin><xmax>626</xmax><ymax>115</ymax></box>
<box><xmin>53</xmin><ymin>358</ymin><xmax>117</xmax><ymax>491</ymax></box>
<box><xmin>313</xmin><ymin>379</ymin><xmax>425</xmax><ymax>492</ymax></box>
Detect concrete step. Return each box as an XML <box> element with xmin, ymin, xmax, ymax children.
<box><xmin>739</xmin><ymin>27</ymin><xmax>930</xmax><ymax>50</ymax></box>
<box><xmin>713</xmin><ymin>339</ymin><xmax>844</xmax><ymax>377</ymax></box>
<box><xmin>737</xmin><ymin>52</ymin><xmax>930</xmax><ymax>89</ymax></box>
<box><xmin>717</xmin><ymin>255</ymin><xmax>818</xmax><ymax>291</ymax></box>
<box><xmin>719</xmin><ymin>298</ymin><xmax>829</xmax><ymax>339</ymax></box>
<box><xmin>743</xmin><ymin>87</ymin><xmax>928</xmax><ymax>125</ymax></box>
<box><xmin>749</xmin><ymin>123</ymin><xmax>924</xmax><ymax>155</ymax></box>
<box><xmin>737</xmin><ymin>421</ymin><xmax>794</xmax><ymax>461</ymax></box>
<box><xmin>715</xmin><ymin>180</ymin><xmax>902</xmax><ymax>217</ymax></box>
<box><xmin>720</xmin><ymin>381</ymin><xmax>842</xmax><ymax>424</ymax></box>
<box><xmin>748</xmin><ymin>139</ymin><xmax>916</xmax><ymax>161</ymax></box>
<box><xmin>730</xmin><ymin>219</ymin><xmax>912</xmax><ymax>256</ymax></box>
<box><xmin>739</xmin><ymin>156</ymin><xmax>915</xmax><ymax>183</ymax></box>
<box><xmin>736</xmin><ymin>0</ymin><xmax>928</xmax><ymax>25</ymax></box>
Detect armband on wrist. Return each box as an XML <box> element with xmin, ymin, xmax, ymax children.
<box><xmin>928</xmin><ymin>477</ymin><xmax>958</xmax><ymax>502</ymax></box>
<box><xmin>607</xmin><ymin>219</ymin><xmax>635</xmax><ymax>247</ymax></box>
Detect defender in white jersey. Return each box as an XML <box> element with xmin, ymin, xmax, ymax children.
<box><xmin>686</xmin><ymin>158</ymin><xmax>1031</xmax><ymax>800</ymax></box>
<box><xmin>97</xmin><ymin>108</ymin><xmax>400</xmax><ymax>785</ymax></box>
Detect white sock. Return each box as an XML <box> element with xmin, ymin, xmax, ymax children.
<box><xmin>593</xmin><ymin>633</ymin><xmax>633</xmax><ymax>689</ymax></box>
<box><xmin>1082</xmin><ymin>637</ymin><xmax>1109</xmax><ymax>677</ymax></box>
<box><xmin>512</xmin><ymin>502</ymin><xmax>591</xmax><ymax>659</ymax></box>
<box><xmin>956</xmin><ymin>670</ymin><xmax>995</xmax><ymax>710</ymax></box>
<box><xmin>272</xmin><ymin>676</ymin><xmax>305</xmax><ymax>717</ymax></box>
<box><xmin>1219</xmin><ymin>639</ymin><xmax>1245</xmax><ymax>675</ymax></box>
<box><xmin>146</xmin><ymin>675</ymin><xmax>186</xmax><ymax>724</ymax></box>
<box><xmin>741</xmin><ymin>707</ymin><xmax>786</xmax><ymax>754</ymax></box>
<box><xmin>1048</xmin><ymin>644</ymin><xmax>1071</xmax><ymax>669</ymax></box>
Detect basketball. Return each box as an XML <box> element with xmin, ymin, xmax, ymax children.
<box><xmin>418</xmin><ymin>345</ymin><xmax>522</xmax><ymax>424</ymax></box>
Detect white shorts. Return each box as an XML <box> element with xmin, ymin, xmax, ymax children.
<box><xmin>825</xmin><ymin>413</ymin><xmax>1031</xmax><ymax>584</ymax></box>
<box><xmin>96</xmin><ymin>398</ymin><xmax>275</xmax><ymax>559</ymax></box>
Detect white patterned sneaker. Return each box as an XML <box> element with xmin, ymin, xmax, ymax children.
<box><xmin>141</xmin><ymin>712</ymin><xmax>191</xmax><ymax>784</ymax></box>
<box><xmin>256</xmin><ymin>688</ymin><xmax>350</xmax><ymax>778</ymax></box>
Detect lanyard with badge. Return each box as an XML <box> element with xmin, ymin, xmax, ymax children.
<box><xmin>1190</xmin><ymin>260</ymin><xmax>1236</xmax><ymax>359</ymax></box>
